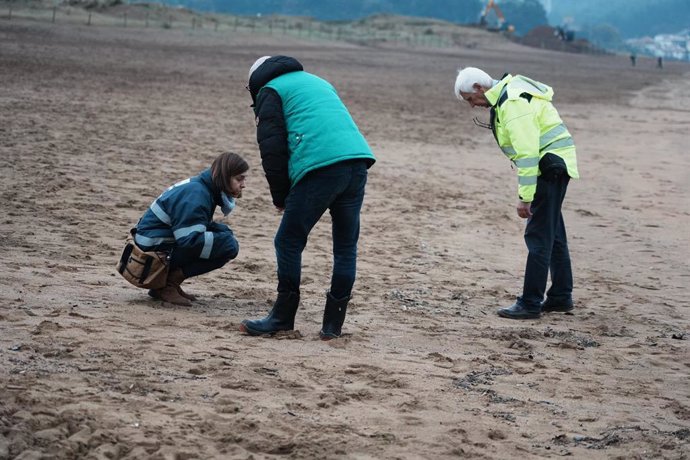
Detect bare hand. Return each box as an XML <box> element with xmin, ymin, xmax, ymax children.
<box><xmin>516</xmin><ymin>200</ymin><xmax>532</xmax><ymax>219</ymax></box>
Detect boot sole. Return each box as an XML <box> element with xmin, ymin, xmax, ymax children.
<box><xmin>239</xmin><ymin>322</ymin><xmax>292</xmax><ymax>337</ymax></box>
<box><xmin>319</xmin><ymin>334</ymin><xmax>339</xmax><ymax>341</ymax></box>
<box><xmin>319</xmin><ymin>330</ymin><xmax>341</xmax><ymax>341</ymax></box>
<box><xmin>150</xmin><ymin>289</ymin><xmax>192</xmax><ymax>306</ymax></box>
<box><xmin>497</xmin><ymin>311</ymin><xmax>540</xmax><ymax>320</ymax></box>
<box><xmin>239</xmin><ymin>322</ymin><xmax>267</xmax><ymax>336</ymax></box>
<box><xmin>542</xmin><ymin>306</ymin><xmax>574</xmax><ymax>313</ymax></box>
<box><xmin>151</xmin><ymin>288</ymin><xmax>196</xmax><ymax>302</ymax></box>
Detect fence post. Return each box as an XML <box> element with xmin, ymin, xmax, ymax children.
<box><xmin>52</xmin><ymin>6</ymin><xmax>56</xmax><ymax>23</ymax></box>
<box><xmin>87</xmin><ymin>12</ymin><xmax>91</xmax><ymax>25</ymax></box>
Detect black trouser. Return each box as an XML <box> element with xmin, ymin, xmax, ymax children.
<box><xmin>139</xmin><ymin>231</ymin><xmax>238</xmax><ymax>279</ymax></box>
<box><xmin>520</xmin><ymin>172</ymin><xmax>572</xmax><ymax>311</ymax></box>
<box><xmin>169</xmin><ymin>243</ymin><xmax>237</xmax><ymax>278</ymax></box>
<box><xmin>275</xmin><ymin>160</ymin><xmax>368</xmax><ymax>299</ymax></box>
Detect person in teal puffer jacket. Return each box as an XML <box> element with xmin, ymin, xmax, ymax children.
<box><xmin>240</xmin><ymin>55</ymin><xmax>376</xmax><ymax>340</ymax></box>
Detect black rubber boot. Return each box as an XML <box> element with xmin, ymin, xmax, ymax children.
<box><xmin>319</xmin><ymin>292</ymin><xmax>351</xmax><ymax>341</ymax></box>
<box><xmin>497</xmin><ymin>301</ymin><xmax>541</xmax><ymax>320</ymax></box>
<box><xmin>240</xmin><ymin>291</ymin><xmax>300</xmax><ymax>336</ymax></box>
<box><xmin>541</xmin><ymin>297</ymin><xmax>574</xmax><ymax>312</ymax></box>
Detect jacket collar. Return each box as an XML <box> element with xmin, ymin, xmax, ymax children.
<box><xmin>485</xmin><ymin>73</ymin><xmax>512</xmax><ymax>107</ymax></box>
<box><xmin>198</xmin><ymin>168</ymin><xmax>222</xmax><ymax>205</ymax></box>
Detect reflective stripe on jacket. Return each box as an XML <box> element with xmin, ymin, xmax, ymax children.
<box><xmin>135</xmin><ymin>169</ymin><xmax>237</xmax><ymax>260</ymax></box>
<box><xmin>485</xmin><ymin>74</ymin><xmax>579</xmax><ymax>202</ymax></box>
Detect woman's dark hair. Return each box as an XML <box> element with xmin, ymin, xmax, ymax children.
<box><xmin>211</xmin><ymin>152</ymin><xmax>249</xmax><ymax>194</ymax></box>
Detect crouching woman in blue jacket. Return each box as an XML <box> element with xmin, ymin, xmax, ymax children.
<box><xmin>133</xmin><ymin>152</ymin><xmax>248</xmax><ymax>306</ymax></box>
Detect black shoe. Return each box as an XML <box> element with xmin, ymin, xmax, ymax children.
<box><xmin>319</xmin><ymin>292</ymin><xmax>351</xmax><ymax>341</ymax></box>
<box><xmin>541</xmin><ymin>298</ymin><xmax>574</xmax><ymax>313</ymax></box>
<box><xmin>240</xmin><ymin>291</ymin><xmax>300</xmax><ymax>336</ymax></box>
<box><xmin>497</xmin><ymin>302</ymin><xmax>541</xmax><ymax>320</ymax></box>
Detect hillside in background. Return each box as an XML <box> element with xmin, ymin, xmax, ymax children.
<box><xmin>145</xmin><ymin>0</ymin><xmax>690</xmax><ymax>40</ymax></box>
<box><xmin>7</xmin><ymin>0</ymin><xmax>684</xmax><ymax>57</ymax></box>
<box><xmin>0</xmin><ymin>0</ymin><xmax>525</xmax><ymax>51</ymax></box>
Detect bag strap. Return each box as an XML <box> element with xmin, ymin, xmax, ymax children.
<box><xmin>118</xmin><ymin>243</ymin><xmax>134</xmax><ymax>274</ymax></box>
<box><xmin>139</xmin><ymin>256</ymin><xmax>154</xmax><ymax>283</ymax></box>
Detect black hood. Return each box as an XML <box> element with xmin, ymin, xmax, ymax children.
<box><xmin>248</xmin><ymin>55</ymin><xmax>303</xmax><ymax>105</ymax></box>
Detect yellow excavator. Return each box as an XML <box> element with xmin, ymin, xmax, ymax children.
<box><xmin>479</xmin><ymin>0</ymin><xmax>514</xmax><ymax>33</ymax></box>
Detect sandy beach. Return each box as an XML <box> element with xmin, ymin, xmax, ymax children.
<box><xmin>1</xmin><ymin>16</ymin><xmax>689</xmax><ymax>459</ymax></box>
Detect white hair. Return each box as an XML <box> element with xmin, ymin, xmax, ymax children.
<box><xmin>454</xmin><ymin>67</ymin><xmax>494</xmax><ymax>99</ymax></box>
<box><xmin>248</xmin><ymin>56</ymin><xmax>271</xmax><ymax>82</ymax></box>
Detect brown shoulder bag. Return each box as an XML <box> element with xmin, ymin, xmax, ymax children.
<box><xmin>116</xmin><ymin>240</ymin><xmax>169</xmax><ymax>290</ymax></box>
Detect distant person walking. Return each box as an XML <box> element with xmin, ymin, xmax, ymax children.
<box><xmin>657</xmin><ymin>56</ymin><xmax>663</xmax><ymax>69</ymax></box>
<box><xmin>240</xmin><ymin>55</ymin><xmax>376</xmax><ymax>339</ymax></box>
<box><xmin>630</xmin><ymin>53</ymin><xmax>636</xmax><ymax>67</ymax></box>
<box><xmin>454</xmin><ymin>67</ymin><xmax>579</xmax><ymax>320</ymax></box>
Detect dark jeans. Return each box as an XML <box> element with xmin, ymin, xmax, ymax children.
<box><xmin>520</xmin><ymin>173</ymin><xmax>572</xmax><ymax>310</ymax></box>
<box><xmin>275</xmin><ymin>160</ymin><xmax>368</xmax><ymax>299</ymax></box>
<box><xmin>169</xmin><ymin>236</ymin><xmax>238</xmax><ymax>278</ymax></box>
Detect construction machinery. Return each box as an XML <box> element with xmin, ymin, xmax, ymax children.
<box><xmin>479</xmin><ymin>0</ymin><xmax>513</xmax><ymax>33</ymax></box>
<box><xmin>555</xmin><ymin>16</ymin><xmax>576</xmax><ymax>41</ymax></box>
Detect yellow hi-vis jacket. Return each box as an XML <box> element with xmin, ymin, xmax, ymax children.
<box><xmin>484</xmin><ymin>74</ymin><xmax>579</xmax><ymax>202</ymax></box>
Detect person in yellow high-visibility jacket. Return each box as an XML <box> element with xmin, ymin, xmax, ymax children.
<box><xmin>455</xmin><ymin>67</ymin><xmax>579</xmax><ymax>319</ymax></box>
